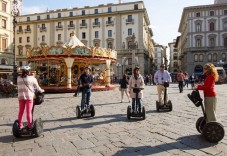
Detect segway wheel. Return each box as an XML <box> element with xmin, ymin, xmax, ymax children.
<box><xmin>168</xmin><ymin>101</ymin><xmax>173</xmax><ymax>112</ymax></box>
<box><xmin>156</xmin><ymin>101</ymin><xmax>160</xmax><ymax>112</ymax></box>
<box><xmin>142</xmin><ymin>106</ymin><xmax>146</xmax><ymax>120</ymax></box>
<box><xmin>34</xmin><ymin>118</ymin><xmax>43</xmax><ymax>137</ymax></box>
<box><xmin>127</xmin><ymin>106</ymin><xmax>131</xmax><ymax>120</ymax></box>
<box><xmin>90</xmin><ymin>105</ymin><xmax>95</xmax><ymax>117</ymax></box>
<box><xmin>76</xmin><ymin>106</ymin><xmax>81</xmax><ymax>118</ymax></box>
<box><xmin>196</xmin><ymin>117</ymin><xmax>206</xmax><ymax>133</ymax></box>
<box><xmin>12</xmin><ymin>120</ymin><xmax>21</xmax><ymax>138</ymax></box>
<box><xmin>202</xmin><ymin>122</ymin><xmax>225</xmax><ymax>143</ymax></box>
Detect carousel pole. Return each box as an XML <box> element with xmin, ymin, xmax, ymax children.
<box><xmin>106</xmin><ymin>60</ymin><xmax>111</xmax><ymax>87</ymax></box>
<box><xmin>64</xmin><ymin>58</ymin><xmax>74</xmax><ymax>88</ymax></box>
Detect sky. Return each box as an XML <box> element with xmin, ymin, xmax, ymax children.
<box><xmin>21</xmin><ymin>0</ymin><xmax>214</xmax><ymax>47</ymax></box>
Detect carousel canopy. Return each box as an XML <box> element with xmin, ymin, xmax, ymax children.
<box><xmin>62</xmin><ymin>31</ymin><xmax>85</xmax><ymax>48</ymax></box>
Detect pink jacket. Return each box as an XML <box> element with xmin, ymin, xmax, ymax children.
<box><xmin>128</xmin><ymin>74</ymin><xmax>145</xmax><ymax>98</ymax></box>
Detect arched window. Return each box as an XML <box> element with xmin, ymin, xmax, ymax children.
<box><xmin>209</xmin><ymin>38</ymin><xmax>215</xmax><ymax>47</ymax></box>
<box><xmin>209</xmin><ymin>22</ymin><xmax>215</xmax><ymax>31</ymax></box>
<box><xmin>224</xmin><ymin>37</ymin><xmax>227</xmax><ymax>47</ymax></box>
<box><xmin>224</xmin><ymin>21</ymin><xmax>227</xmax><ymax>30</ymax></box>
<box><xmin>1</xmin><ymin>59</ymin><xmax>7</xmax><ymax>65</ymax></box>
<box><xmin>107</xmin><ymin>42</ymin><xmax>112</xmax><ymax>49</ymax></box>
<box><xmin>213</xmin><ymin>53</ymin><xmax>217</xmax><ymax>62</ymax></box>
<box><xmin>194</xmin><ymin>54</ymin><xmax>198</xmax><ymax>62</ymax></box>
<box><xmin>196</xmin><ymin>39</ymin><xmax>201</xmax><ymax>47</ymax></box>
<box><xmin>196</xmin><ymin>23</ymin><xmax>201</xmax><ymax>32</ymax></box>
<box><xmin>208</xmin><ymin>54</ymin><xmax>212</xmax><ymax>62</ymax></box>
<box><xmin>199</xmin><ymin>54</ymin><xmax>204</xmax><ymax>62</ymax></box>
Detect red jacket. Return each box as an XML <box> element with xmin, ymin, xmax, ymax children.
<box><xmin>197</xmin><ymin>75</ymin><xmax>216</xmax><ymax>97</ymax></box>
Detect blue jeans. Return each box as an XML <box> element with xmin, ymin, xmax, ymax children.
<box><xmin>81</xmin><ymin>88</ymin><xmax>91</xmax><ymax>110</ymax></box>
<box><xmin>132</xmin><ymin>98</ymin><xmax>142</xmax><ymax>112</ymax></box>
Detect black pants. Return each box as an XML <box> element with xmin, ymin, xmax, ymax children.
<box><xmin>178</xmin><ymin>81</ymin><xmax>184</xmax><ymax>93</ymax></box>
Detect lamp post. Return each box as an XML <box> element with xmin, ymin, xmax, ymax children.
<box><xmin>12</xmin><ymin>0</ymin><xmax>20</xmax><ymax>84</ymax></box>
<box><xmin>129</xmin><ymin>33</ymin><xmax>137</xmax><ymax>74</ymax></box>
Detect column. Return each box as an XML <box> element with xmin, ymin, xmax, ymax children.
<box><xmin>106</xmin><ymin>60</ymin><xmax>111</xmax><ymax>87</ymax></box>
<box><xmin>64</xmin><ymin>58</ymin><xmax>74</xmax><ymax>88</ymax></box>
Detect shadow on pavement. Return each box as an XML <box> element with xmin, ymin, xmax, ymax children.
<box><xmin>0</xmin><ymin>134</ymin><xmax>37</xmax><ymax>143</ymax></box>
<box><xmin>112</xmin><ymin>135</ymin><xmax>217</xmax><ymax>156</ymax></box>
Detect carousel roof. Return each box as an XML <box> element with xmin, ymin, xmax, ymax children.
<box><xmin>62</xmin><ymin>31</ymin><xmax>85</xmax><ymax>48</ymax></box>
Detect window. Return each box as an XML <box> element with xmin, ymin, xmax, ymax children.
<box><xmin>94</xmin><ymin>9</ymin><xmax>98</xmax><ymax>14</ymax></box>
<box><xmin>196</xmin><ymin>23</ymin><xmax>201</xmax><ymax>32</ymax></box>
<box><xmin>82</xmin><ymin>10</ymin><xmax>85</xmax><ymax>15</ymax></box>
<box><xmin>134</xmin><ymin>4</ymin><xmax>138</xmax><ymax>10</ymax></box>
<box><xmin>69</xmin><ymin>12</ymin><xmax>73</xmax><ymax>17</ymax></box>
<box><xmin>58</xmin><ymin>22</ymin><xmax>62</xmax><ymax>28</ymax></box>
<box><xmin>224</xmin><ymin>21</ymin><xmax>227</xmax><ymax>30</ymax></box>
<box><xmin>37</xmin><ymin>16</ymin><xmax>40</xmax><ymax>20</ymax></box>
<box><xmin>19</xmin><ymin>37</ymin><xmax>22</xmax><ymax>43</ymax></box>
<box><xmin>108</xmin><ymin>17</ymin><xmax>112</xmax><ymax>23</ymax></box>
<box><xmin>19</xmin><ymin>26</ymin><xmax>22</xmax><ymax>31</ymax></box>
<box><xmin>27</xmin><ymin>25</ymin><xmax>30</xmax><ymax>30</ymax></box>
<box><xmin>42</xmin><ymin>35</ymin><xmax>45</xmax><ymax>42</ymax></box>
<box><xmin>128</xmin><ymin>15</ymin><xmax>132</xmax><ymax>22</ymax></box>
<box><xmin>194</xmin><ymin>54</ymin><xmax>198</xmax><ymax>62</ymax></box>
<box><xmin>108</xmin><ymin>30</ymin><xmax>112</xmax><ymax>37</ymax></box>
<box><xmin>128</xmin><ymin>28</ymin><xmax>132</xmax><ymax>35</ymax></box>
<box><xmin>58</xmin><ymin>34</ymin><xmax>61</xmax><ymax>40</ymax></box>
<box><xmin>224</xmin><ymin>37</ymin><xmax>227</xmax><ymax>47</ymax></box>
<box><xmin>82</xmin><ymin>32</ymin><xmax>86</xmax><ymax>39</ymax></box>
<box><xmin>199</xmin><ymin>54</ymin><xmax>203</xmax><ymax>62</ymax></box>
<box><xmin>27</xmin><ymin>37</ymin><xmax>30</xmax><ymax>43</ymax></box>
<box><xmin>209</xmin><ymin>38</ymin><xmax>215</xmax><ymax>47</ymax></box>
<box><xmin>47</xmin><ymin>15</ymin><xmax>50</xmax><ymax>19</ymax></box>
<box><xmin>2</xmin><ymin>2</ymin><xmax>6</xmax><ymax>12</ymax></box>
<box><xmin>208</xmin><ymin>54</ymin><xmax>212</xmax><ymax>62</ymax></box>
<box><xmin>19</xmin><ymin>49</ymin><xmax>23</xmax><ymax>55</ymax></box>
<box><xmin>19</xmin><ymin>61</ymin><xmax>22</xmax><ymax>67</ymax></box>
<box><xmin>224</xmin><ymin>10</ymin><xmax>227</xmax><ymax>15</ymax></box>
<box><xmin>108</xmin><ymin>7</ymin><xmax>112</xmax><ymax>13</ymax></box>
<box><xmin>2</xmin><ymin>38</ymin><xmax>7</xmax><ymax>50</ymax></box>
<box><xmin>95</xmin><ymin>18</ymin><xmax>99</xmax><ymax>24</ymax></box>
<box><xmin>82</xmin><ymin>20</ymin><xmax>86</xmax><ymax>26</ymax></box>
<box><xmin>196</xmin><ymin>12</ymin><xmax>200</xmax><ymax>17</ymax></box>
<box><xmin>196</xmin><ymin>39</ymin><xmax>201</xmax><ymax>47</ymax></box>
<box><xmin>41</xmin><ymin>24</ymin><xmax>45</xmax><ymax>28</ymax></box>
<box><xmin>1</xmin><ymin>59</ymin><xmax>7</xmax><ymax>64</ymax></box>
<box><xmin>95</xmin><ymin>31</ymin><xmax>99</xmax><ymax>38</ymax></box>
<box><xmin>58</xmin><ymin>13</ymin><xmax>61</xmax><ymax>18</ymax></box>
<box><xmin>210</xmin><ymin>22</ymin><xmax>215</xmax><ymax>31</ymax></box>
<box><xmin>2</xmin><ymin>19</ymin><xmax>6</xmax><ymax>28</ymax></box>
<box><xmin>69</xmin><ymin>21</ymin><xmax>73</xmax><ymax>26</ymax></box>
<box><xmin>173</xmin><ymin>62</ymin><xmax>178</xmax><ymax>68</ymax></box>
<box><xmin>108</xmin><ymin>42</ymin><xmax>112</xmax><ymax>49</ymax></box>
<box><xmin>27</xmin><ymin>17</ymin><xmax>30</xmax><ymax>21</ymax></box>
<box><xmin>210</xmin><ymin>11</ymin><xmax>214</xmax><ymax>16</ymax></box>
<box><xmin>213</xmin><ymin>53</ymin><xmax>217</xmax><ymax>62</ymax></box>
<box><xmin>222</xmin><ymin>53</ymin><xmax>226</xmax><ymax>61</ymax></box>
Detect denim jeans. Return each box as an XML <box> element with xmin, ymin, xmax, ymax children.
<box><xmin>132</xmin><ymin>98</ymin><xmax>142</xmax><ymax>112</ymax></box>
<box><xmin>81</xmin><ymin>88</ymin><xmax>91</xmax><ymax>110</ymax></box>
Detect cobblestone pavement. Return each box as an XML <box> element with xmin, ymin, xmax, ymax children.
<box><xmin>0</xmin><ymin>83</ymin><xmax>227</xmax><ymax>156</ymax></box>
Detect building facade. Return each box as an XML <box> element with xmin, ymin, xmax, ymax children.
<box><xmin>16</xmin><ymin>1</ymin><xmax>154</xmax><ymax>76</ymax></box>
<box><xmin>168</xmin><ymin>39</ymin><xmax>179</xmax><ymax>73</ymax></box>
<box><xmin>178</xmin><ymin>1</ymin><xmax>227</xmax><ymax>75</ymax></box>
<box><xmin>154</xmin><ymin>45</ymin><xmax>165</xmax><ymax>71</ymax></box>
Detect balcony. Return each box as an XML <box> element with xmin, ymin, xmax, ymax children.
<box><xmin>92</xmin><ymin>22</ymin><xmax>100</xmax><ymax>27</ymax></box>
<box><xmin>80</xmin><ymin>23</ymin><xmax>87</xmax><ymax>28</ymax></box>
<box><xmin>126</xmin><ymin>19</ymin><xmax>134</xmax><ymax>24</ymax></box>
<box><xmin>68</xmin><ymin>24</ymin><xmax>75</xmax><ymax>29</ymax></box>
<box><xmin>24</xmin><ymin>29</ymin><xmax>31</xmax><ymax>33</ymax></box>
<box><xmin>17</xmin><ymin>30</ymin><xmax>23</xmax><ymax>34</ymax></box>
<box><xmin>56</xmin><ymin>25</ymin><xmax>63</xmax><ymax>30</ymax></box>
<box><xmin>40</xmin><ymin>27</ymin><xmax>47</xmax><ymax>32</ymax></box>
<box><xmin>106</xmin><ymin>21</ymin><xmax>114</xmax><ymax>26</ymax></box>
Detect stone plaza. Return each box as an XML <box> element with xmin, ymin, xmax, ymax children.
<box><xmin>0</xmin><ymin>83</ymin><xmax>227</xmax><ymax>156</ymax></box>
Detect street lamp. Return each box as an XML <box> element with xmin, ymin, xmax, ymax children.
<box><xmin>12</xmin><ymin>0</ymin><xmax>20</xmax><ymax>84</ymax></box>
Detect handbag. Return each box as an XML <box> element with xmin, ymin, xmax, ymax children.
<box><xmin>22</xmin><ymin>78</ymin><xmax>44</xmax><ymax>105</ymax></box>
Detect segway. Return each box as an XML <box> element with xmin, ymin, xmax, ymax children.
<box><xmin>76</xmin><ymin>88</ymin><xmax>95</xmax><ymax>118</ymax></box>
<box><xmin>188</xmin><ymin>90</ymin><xmax>225</xmax><ymax>143</ymax></box>
<box><xmin>156</xmin><ymin>82</ymin><xmax>172</xmax><ymax>112</ymax></box>
<box><xmin>12</xmin><ymin>104</ymin><xmax>43</xmax><ymax>138</ymax></box>
<box><xmin>127</xmin><ymin>86</ymin><xmax>146</xmax><ymax>120</ymax></box>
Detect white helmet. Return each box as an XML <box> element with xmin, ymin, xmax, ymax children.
<box><xmin>21</xmin><ymin>65</ymin><xmax>31</xmax><ymax>71</ymax></box>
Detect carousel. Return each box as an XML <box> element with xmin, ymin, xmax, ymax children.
<box><xmin>27</xmin><ymin>31</ymin><xmax>117</xmax><ymax>92</ymax></box>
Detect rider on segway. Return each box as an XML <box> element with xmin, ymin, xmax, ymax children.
<box><xmin>154</xmin><ymin>64</ymin><xmax>171</xmax><ymax>107</ymax></box>
<box><xmin>79</xmin><ymin>66</ymin><xmax>93</xmax><ymax>111</ymax></box>
<box><xmin>128</xmin><ymin>66</ymin><xmax>145</xmax><ymax>113</ymax></box>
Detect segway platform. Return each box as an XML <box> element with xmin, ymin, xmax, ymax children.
<box><xmin>188</xmin><ymin>90</ymin><xmax>225</xmax><ymax>143</ymax></box>
<box><xmin>156</xmin><ymin>100</ymin><xmax>172</xmax><ymax>112</ymax></box>
<box><xmin>12</xmin><ymin>118</ymin><xmax>43</xmax><ymax>138</ymax></box>
<box><xmin>76</xmin><ymin>104</ymin><xmax>95</xmax><ymax>118</ymax></box>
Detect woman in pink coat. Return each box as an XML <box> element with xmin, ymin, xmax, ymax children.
<box><xmin>128</xmin><ymin>66</ymin><xmax>145</xmax><ymax>113</ymax></box>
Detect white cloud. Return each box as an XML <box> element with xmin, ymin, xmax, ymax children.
<box><xmin>21</xmin><ymin>5</ymin><xmax>47</xmax><ymax>15</ymax></box>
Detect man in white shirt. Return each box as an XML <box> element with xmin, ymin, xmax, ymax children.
<box><xmin>154</xmin><ymin>64</ymin><xmax>172</xmax><ymax>105</ymax></box>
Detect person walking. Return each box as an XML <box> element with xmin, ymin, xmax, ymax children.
<box><xmin>189</xmin><ymin>73</ymin><xmax>196</xmax><ymax>89</ymax></box>
<box><xmin>194</xmin><ymin>63</ymin><xmax>218</xmax><ymax>122</ymax></box>
<box><xmin>184</xmin><ymin>73</ymin><xmax>189</xmax><ymax>88</ymax></box>
<box><xmin>177</xmin><ymin>70</ymin><xmax>185</xmax><ymax>93</ymax></box>
<box><xmin>119</xmin><ymin>74</ymin><xmax>130</xmax><ymax>103</ymax></box>
<box><xmin>154</xmin><ymin>64</ymin><xmax>172</xmax><ymax>105</ymax></box>
<box><xmin>17</xmin><ymin>65</ymin><xmax>44</xmax><ymax>130</ymax></box>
